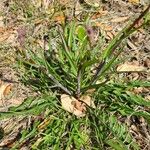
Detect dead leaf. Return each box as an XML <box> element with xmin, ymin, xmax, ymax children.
<box><xmin>145</xmin><ymin>95</ymin><xmax>150</xmax><ymax>101</ymax></box>
<box><xmin>94</xmin><ymin>22</ymin><xmax>112</xmax><ymax>31</ymax></box>
<box><xmin>117</xmin><ymin>62</ymin><xmax>146</xmax><ymax>72</ymax></box>
<box><xmin>128</xmin><ymin>0</ymin><xmax>140</xmax><ymax>4</ymax></box>
<box><xmin>144</xmin><ymin>57</ymin><xmax>150</xmax><ymax>68</ymax></box>
<box><xmin>60</xmin><ymin>94</ymin><xmax>85</xmax><ymax>117</ymax></box>
<box><xmin>133</xmin><ymin>87</ymin><xmax>149</xmax><ymax>94</ymax></box>
<box><xmin>111</xmin><ymin>16</ymin><xmax>129</xmax><ymax>23</ymax></box>
<box><xmin>91</xmin><ymin>10</ymin><xmax>108</xmax><ymax>19</ymax></box>
<box><xmin>86</xmin><ymin>88</ymin><xmax>96</xmax><ymax>94</ymax></box>
<box><xmin>0</xmin><ymin>82</ymin><xmax>12</xmax><ymax>100</ymax></box>
<box><xmin>80</xmin><ymin>95</ymin><xmax>96</xmax><ymax>108</ymax></box>
<box><xmin>42</xmin><ymin>0</ymin><xmax>51</xmax><ymax>9</ymax></box>
<box><xmin>3</xmin><ymin>84</ymin><xmax>12</xmax><ymax>96</ymax></box>
<box><xmin>0</xmin><ymin>27</ymin><xmax>17</xmax><ymax>45</ymax></box>
<box><xmin>54</xmin><ymin>15</ymin><xmax>65</xmax><ymax>24</ymax></box>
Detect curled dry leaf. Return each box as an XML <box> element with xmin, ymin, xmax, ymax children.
<box><xmin>3</xmin><ymin>84</ymin><xmax>12</xmax><ymax>96</ymax></box>
<box><xmin>0</xmin><ymin>81</ymin><xmax>12</xmax><ymax>100</ymax></box>
<box><xmin>117</xmin><ymin>62</ymin><xmax>146</xmax><ymax>72</ymax></box>
<box><xmin>61</xmin><ymin>94</ymin><xmax>85</xmax><ymax>117</ymax></box>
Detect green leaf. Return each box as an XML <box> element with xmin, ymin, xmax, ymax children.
<box><xmin>76</xmin><ymin>25</ymin><xmax>87</xmax><ymax>41</ymax></box>
<box><xmin>127</xmin><ymin>92</ymin><xmax>150</xmax><ymax>107</ymax></box>
<box><xmin>106</xmin><ymin>139</ymin><xmax>128</xmax><ymax>150</ymax></box>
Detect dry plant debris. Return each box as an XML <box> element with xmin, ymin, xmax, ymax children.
<box><xmin>117</xmin><ymin>61</ymin><xmax>146</xmax><ymax>72</ymax></box>
<box><xmin>0</xmin><ymin>0</ymin><xmax>149</xmax><ymax>149</ymax></box>
<box><xmin>0</xmin><ymin>80</ymin><xmax>12</xmax><ymax>101</ymax></box>
<box><xmin>61</xmin><ymin>94</ymin><xmax>95</xmax><ymax>117</ymax></box>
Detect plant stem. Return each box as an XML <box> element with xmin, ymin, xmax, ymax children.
<box><xmin>76</xmin><ymin>68</ymin><xmax>81</xmax><ymax>98</ymax></box>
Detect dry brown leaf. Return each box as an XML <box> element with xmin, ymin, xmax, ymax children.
<box><xmin>144</xmin><ymin>57</ymin><xmax>150</xmax><ymax>68</ymax></box>
<box><xmin>80</xmin><ymin>95</ymin><xmax>96</xmax><ymax>108</ymax></box>
<box><xmin>86</xmin><ymin>88</ymin><xmax>96</xmax><ymax>94</ymax></box>
<box><xmin>91</xmin><ymin>10</ymin><xmax>108</xmax><ymax>19</ymax></box>
<box><xmin>128</xmin><ymin>0</ymin><xmax>140</xmax><ymax>4</ymax></box>
<box><xmin>94</xmin><ymin>22</ymin><xmax>112</xmax><ymax>31</ymax></box>
<box><xmin>0</xmin><ymin>27</ymin><xmax>17</xmax><ymax>45</ymax></box>
<box><xmin>0</xmin><ymin>82</ymin><xmax>12</xmax><ymax>99</ymax></box>
<box><xmin>117</xmin><ymin>62</ymin><xmax>146</xmax><ymax>72</ymax></box>
<box><xmin>3</xmin><ymin>84</ymin><xmax>12</xmax><ymax>96</ymax></box>
<box><xmin>111</xmin><ymin>16</ymin><xmax>129</xmax><ymax>23</ymax></box>
<box><xmin>0</xmin><ymin>97</ymin><xmax>23</xmax><ymax>107</ymax></box>
<box><xmin>60</xmin><ymin>94</ymin><xmax>85</xmax><ymax>117</ymax></box>
<box><xmin>145</xmin><ymin>95</ymin><xmax>150</xmax><ymax>101</ymax></box>
<box><xmin>54</xmin><ymin>15</ymin><xmax>65</xmax><ymax>24</ymax></box>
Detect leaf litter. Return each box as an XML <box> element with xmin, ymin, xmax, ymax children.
<box><xmin>61</xmin><ymin>94</ymin><xmax>95</xmax><ymax>117</ymax></box>
<box><xmin>0</xmin><ymin>0</ymin><xmax>150</xmax><ymax>149</ymax></box>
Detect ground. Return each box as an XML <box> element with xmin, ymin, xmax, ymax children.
<box><xmin>0</xmin><ymin>0</ymin><xmax>150</xmax><ymax>149</ymax></box>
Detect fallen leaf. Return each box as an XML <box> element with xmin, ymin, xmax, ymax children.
<box><xmin>60</xmin><ymin>94</ymin><xmax>85</xmax><ymax>117</ymax></box>
<box><xmin>80</xmin><ymin>95</ymin><xmax>96</xmax><ymax>108</ymax></box>
<box><xmin>144</xmin><ymin>57</ymin><xmax>150</xmax><ymax>68</ymax></box>
<box><xmin>94</xmin><ymin>22</ymin><xmax>112</xmax><ymax>31</ymax></box>
<box><xmin>86</xmin><ymin>88</ymin><xmax>96</xmax><ymax>94</ymax></box>
<box><xmin>3</xmin><ymin>84</ymin><xmax>12</xmax><ymax>96</ymax></box>
<box><xmin>128</xmin><ymin>0</ymin><xmax>140</xmax><ymax>4</ymax></box>
<box><xmin>145</xmin><ymin>95</ymin><xmax>150</xmax><ymax>101</ymax></box>
<box><xmin>133</xmin><ymin>87</ymin><xmax>149</xmax><ymax>94</ymax></box>
<box><xmin>54</xmin><ymin>14</ymin><xmax>65</xmax><ymax>24</ymax></box>
<box><xmin>110</xmin><ymin>16</ymin><xmax>129</xmax><ymax>23</ymax></box>
<box><xmin>91</xmin><ymin>10</ymin><xmax>108</xmax><ymax>19</ymax></box>
<box><xmin>0</xmin><ymin>27</ymin><xmax>17</xmax><ymax>45</ymax></box>
<box><xmin>0</xmin><ymin>82</ymin><xmax>12</xmax><ymax>100</ymax></box>
<box><xmin>117</xmin><ymin>62</ymin><xmax>146</xmax><ymax>72</ymax></box>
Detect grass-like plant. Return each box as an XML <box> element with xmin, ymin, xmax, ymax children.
<box><xmin>0</xmin><ymin>5</ymin><xmax>150</xmax><ymax>150</ymax></box>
